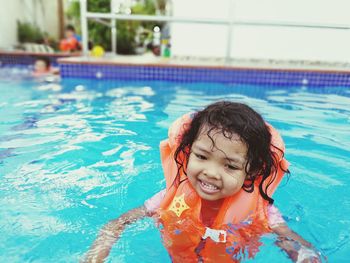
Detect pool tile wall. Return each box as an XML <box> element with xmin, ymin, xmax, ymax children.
<box><xmin>2</xmin><ymin>52</ymin><xmax>350</xmax><ymax>86</ymax></box>
<box><xmin>0</xmin><ymin>52</ymin><xmax>76</xmax><ymax>66</ymax></box>
<box><xmin>59</xmin><ymin>62</ymin><xmax>350</xmax><ymax>87</ymax></box>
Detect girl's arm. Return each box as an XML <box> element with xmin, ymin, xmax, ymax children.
<box><xmin>84</xmin><ymin>206</ymin><xmax>149</xmax><ymax>263</ymax></box>
<box><xmin>271</xmin><ymin>223</ymin><xmax>322</xmax><ymax>263</ymax></box>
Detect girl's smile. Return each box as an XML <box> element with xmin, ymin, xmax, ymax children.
<box><xmin>187</xmin><ymin>128</ymin><xmax>249</xmax><ymax>202</ymax></box>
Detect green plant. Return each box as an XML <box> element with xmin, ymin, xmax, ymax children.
<box><xmin>17</xmin><ymin>21</ymin><xmax>45</xmax><ymax>43</ymax></box>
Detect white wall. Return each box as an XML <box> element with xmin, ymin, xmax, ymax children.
<box><xmin>0</xmin><ymin>0</ymin><xmax>22</xmax><ymax>49</ymax></box>
<box><xmin>171</xmin><ymin>0</ymin><xmax>350</xmax><ymax>62</ymax></box>
<box><xmin>36</xmin><ymin>1</ymin><xmax>60</xmax><ymax>38</ymax></box>
<box><xmin>0</xmin><ymin>0</ymin><xmax>59</xmax><ymax>50</ymax></box>
<box><xmin>171</xmin><ymin>0</ymin><xmax>230</xmax><ymax>58</ymax></box>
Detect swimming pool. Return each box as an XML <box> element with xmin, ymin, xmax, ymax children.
<box><xmin>0</xmin><ymin>73</ymin><xmax>349</xmax><ymax>262</ymax></box>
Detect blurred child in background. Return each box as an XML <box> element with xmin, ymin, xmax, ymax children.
<box><xmin>59</xmin><ymin>25</ymin><xmax>81</xmax><ymax>53</ymax></box>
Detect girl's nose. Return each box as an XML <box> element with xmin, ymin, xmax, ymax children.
<box><xmin>203</xmin><ymin>164</ymin><xmax>220</xmax><ymax>180</ymax></box>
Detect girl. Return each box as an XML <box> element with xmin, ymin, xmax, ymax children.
<box><xmin>85</xmin><ymin>101</ymin><xmax>321</xmax><ymax>262</ymax></box>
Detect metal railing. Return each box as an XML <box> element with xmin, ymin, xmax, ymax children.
<box><xmin>79</xmin><ymin>0</ymin><xmax>350</xmax><ymax>61</ymax></box>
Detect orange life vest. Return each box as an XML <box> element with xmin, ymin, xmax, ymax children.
<box><xmin>59</xmin><ymin>37</ymin><xmax>80</xmax><ymax>52</ymax></box>
<box><xmin>157</xmin><ymin>113</ymin><xmax>289</xmax><ymax>262</ymax></box>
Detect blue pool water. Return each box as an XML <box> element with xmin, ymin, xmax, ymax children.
<box><xmin>0</xmin><ymin>75</ymin><xmax>349</xmax><ymax>262</ymax></box>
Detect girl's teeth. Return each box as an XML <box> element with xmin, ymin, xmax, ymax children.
<box><xmin>201</xmin><ymin>181</ymin><xmax>218</xmax><ymax>190</ymax></box>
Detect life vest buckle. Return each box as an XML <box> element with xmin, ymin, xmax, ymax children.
<box><xmin>202</xmin><ymin>227</ymin><xmax>227</xmax><ymax>243</ymax></box>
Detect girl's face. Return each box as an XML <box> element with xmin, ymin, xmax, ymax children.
<box><xmin>187</xmin><ymin>127</ymin><xmax>248</xmax><ymax>202</ymax></box>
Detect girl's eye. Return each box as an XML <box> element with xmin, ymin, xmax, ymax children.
<box><xmin>226</xmin><ymin>164</ymin><xmax>238</xmax><ymax>170</ymax></box>
<box><xmin>195</xmin><ymin>153</ymin><xmax>207</xmax><ymax>160</ymax></box>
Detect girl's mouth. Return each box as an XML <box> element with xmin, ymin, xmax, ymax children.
<box><xmin>199</xmin><ymin>180</ymin><xmax>220</xmax><ymax>194</ymax></box>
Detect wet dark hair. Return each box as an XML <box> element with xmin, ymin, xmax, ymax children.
<box><xmin>35</xmin><ymin>56</ymin><xmax>51</xmax><ymax>69</ymax></box>
<box><xmin>174</xmin><ymin>101</ymin><xmax>288</xmax><ymax>204</ymax></box>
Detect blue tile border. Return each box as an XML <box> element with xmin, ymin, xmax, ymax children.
<box><xmin>2</xmin><ymin>51</ymin><xmax>350</xmax><ymax>86</ymax></box>
<box><xmin>58</xmin><ymin>62</ymin><xmax>350</xmax><ymax>87</ymax></box>
<box><xmin>0</xmin><ymin>52</ymin><xmax>75</xmax><ymax>67</ymax></box>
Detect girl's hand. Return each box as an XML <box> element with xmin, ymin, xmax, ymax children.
<box><xmin>272</xmin><ymin>223</ymin><xmax>323</xmax><ymax>263</ymax></box>
<box><xmin>297</xmin><ymin>246</ymin><xmax>321</xmax><ymax>263</ymax></box>
<box><xmin>84</xmin><ymin>206</ymin><xmax>148</xmax><ymax>263</ymax></box>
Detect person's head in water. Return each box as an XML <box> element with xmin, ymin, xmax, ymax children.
<box><xmin>34</xmin><ymin>56</ymin><xmax>51</xmax><ymax>74</ymax></box>
<box><xmin>175</xmin><ymin>101</ymin><xmax>284</xmax><ymax>204</ymax></box>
